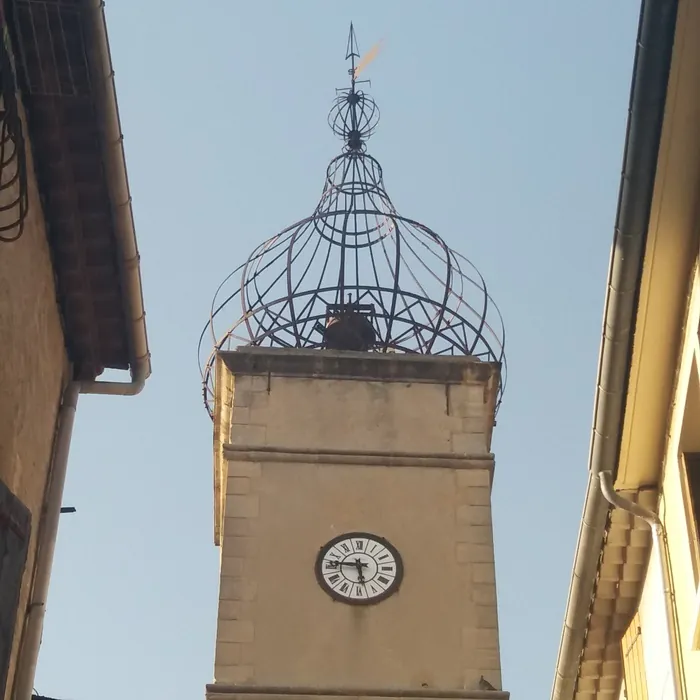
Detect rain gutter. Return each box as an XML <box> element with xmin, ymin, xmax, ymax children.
<box><xmin>12</xmin><ymin>384</ymin><xmax>79</xmax><ymax>700</ymax></box>
<box><xmin>79</xmin><ymin>0</ymin><xmax>151</xmax><ymax>396</ymax></box>
<box><xmin>550</xmin><ymin>1</ymin><xmax>678</xmax><ymax>698</ymax></box>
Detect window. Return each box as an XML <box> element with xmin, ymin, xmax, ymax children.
<box><xmin>0</xmin><ymin>478</ymin><xmax>31</xmax><ymax>697</ymax></box>
<box><xmin>683</xmin><ymin>454</ymin><xmax>700</xmax><ymax>650</ymax></box>
<box><xmin>681</xmin><ymin>454</ymin><xmax>700</xmax><ymax>583</ymax></box>
<box><xmin>621</xmin><ymin>613</ymin><xmax>649</xmax><ymax>700</ymax></box>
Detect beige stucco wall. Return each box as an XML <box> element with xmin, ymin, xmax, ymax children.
<box><xmin>0</xmin><ymin>100</ymin><xmax>68</xmax><ymax>700</ymax></box>
<box><xmin>211</xmin><ymin>352</ymin><xmax>502</xmax><ymax>696</ymax></box>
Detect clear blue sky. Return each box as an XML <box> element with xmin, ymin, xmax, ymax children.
<box><xmin>35</xmin><ymin>2</ymin><xmax>640</xmax><ymax>699</ymax></box>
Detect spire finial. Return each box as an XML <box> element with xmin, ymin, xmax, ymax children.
<box><xmin>331</xmin><ymin>24</ymin><xmax>381</xmax><ymax>151</ymax></box>
<box><xmin>346</xmin><ymin>23</ymin><xmax>360</xmax><ymax>82</ymax></box>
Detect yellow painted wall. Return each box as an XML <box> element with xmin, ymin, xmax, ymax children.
<box><xmin>628</xmin><ymin>267</ymin><xmax>700</xmax><ymax>700</ymax></box>
<box><xmin>636</xmin><ymin>543</ymin><xmax>675</xmax><ymax>699</ymax></box>
<box><xmin>663</xmin><ymin>268</ymin><xmax>700</xmax><ymax>700</ymax></box>
<box><xmin>615</xmin><ymin>0</ymin><xmax>700</xmax><ymax>692</ymax></box>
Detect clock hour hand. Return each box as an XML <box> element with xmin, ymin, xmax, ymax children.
<box><xmin>326</xmin><ymin>558</ymin><xmax>369</xmax><ymax>569</ymax></box>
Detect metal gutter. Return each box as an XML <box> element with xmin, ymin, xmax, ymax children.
<box><xmin>12</xmin><ymin>383</ymin><xmax>79</xmax><ymax>700</ymax></box>
<box><xmin>550</xmin><ymin>1</ymin><xmax>679</xmax><ymax>699</ymax></box>
<box><xmin>79</xmin><ymin>0</ymin><xmax>151</xmax><ymax>396</ymax></box>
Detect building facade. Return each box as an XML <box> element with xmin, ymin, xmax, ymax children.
<box><xmin>551</xmin><ymin>0</ymin><xmax>700</xmax><ymax>698</ymax></box>
<box><xmin>0</xmin><ymin>2</ymin><xmax>150</xmax><ymax>700</ymax></box>
<box><xmin>207</xmin><ymin>349</ymin><xmax>505</xmax><ymax>698</ymax></box>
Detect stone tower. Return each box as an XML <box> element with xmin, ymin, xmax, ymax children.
<box><xmin>200</xmin><ymin>25</ymin><xmax>508</xmax><ymax>700</ymax></box>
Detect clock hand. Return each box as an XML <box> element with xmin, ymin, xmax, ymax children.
<box><xmin>355</xmin><ymin>560</ymin><xmax>366</xmax><ymax>583</ymax></box>
<box><xmin>346</xmin><ymin>558</ymin><xmax>368</xmax><ymax>567</ymax></box>
<box><xmin>327</xmin><ymin>559</ymin><xmax>369</xmax><ymax>568</ymax></box>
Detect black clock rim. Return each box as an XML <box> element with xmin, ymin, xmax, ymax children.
<box><xmin>314</xmin><ymin>531</ymin><xmax>404</xmax><ymax>606</ymax></box>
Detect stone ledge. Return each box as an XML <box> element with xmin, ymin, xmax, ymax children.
<box><xmin>220</xmin><ymin>347</ymin><xmax>500</xmax><ymax>387</ymax></box>
<box><xmin>206</xmin><ymin>686</ymin><xmax>509</xmax><ymax>700</ymax></box>
<box><xmin>223</xmin><ymin>444</ymin><xmax>495</xmax><ymax>470</ymax></box>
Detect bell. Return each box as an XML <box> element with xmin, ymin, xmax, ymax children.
<box><xmin>324</xmin><ymin>311</ymin><xmax>377</xmax><ymax>351</ymax></box>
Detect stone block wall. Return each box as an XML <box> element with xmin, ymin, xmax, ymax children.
<box><xmin>211</xmin><ymin>350</ymin><xmax>503</xmax><ymax>695</ymax></box>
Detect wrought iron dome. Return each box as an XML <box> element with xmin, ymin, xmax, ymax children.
<box><xmin>199</xmin><ymin>25</ymin><xmax>506</xmax><ymax>418</ymax></box>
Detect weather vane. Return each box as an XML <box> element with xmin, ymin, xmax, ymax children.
<box><xmin>198</xmin><ymin>24</ymin><xmax>506</xmax><ymax>418</ymax></box>
<box><xmin>347</xmin><ymin>23</ymin><xmax>383</xmax><ymax>83</ymax></box>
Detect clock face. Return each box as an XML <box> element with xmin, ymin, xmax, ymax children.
<box><xmin>315</xmin><ymin>532</ymin><xmax>403</xmax><ymax>605</ymax></box>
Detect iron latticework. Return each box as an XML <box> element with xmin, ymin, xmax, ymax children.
<box><xmin>199</xmin><ymin>25</ymin><xmax>506</xmax><ymax>417</ymax></box>
<box><xmin>0</xmin><ymin>14</ymin><xmax>28</xmax><ymax>243</ymax></box>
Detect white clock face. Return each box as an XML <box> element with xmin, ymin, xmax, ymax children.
<box><xmin>315</xmin><ymin>532</ymin><xmax>403</xmax><ymax>605</ymax></box>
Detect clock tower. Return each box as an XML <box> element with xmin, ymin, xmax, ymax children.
<box><xmin>199</xmin><ymin>25</ymin><xmax>508</xmax><ymax>700</ymax></box>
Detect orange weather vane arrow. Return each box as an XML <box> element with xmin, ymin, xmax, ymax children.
<box><xmin>354</xmin><ymin>39</ymin><xmax>384</xmax><ymax>80</ymax></box>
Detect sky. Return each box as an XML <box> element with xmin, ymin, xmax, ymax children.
<box><xmin>34</xmin><ymin>2</ymin><xmax>641</xmax><ymax>699</ymax></box>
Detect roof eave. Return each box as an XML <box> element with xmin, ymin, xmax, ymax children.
<box><xmin>78</xmin><ymin>0</ymin><xmax>151</xmax><ymax>395</ymax></box>
<box><xmin>550</xmin><ymin>1</ymin><xmax>679</xmax><ymax>699</ymax></box>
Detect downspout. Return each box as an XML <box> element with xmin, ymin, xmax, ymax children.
<box><xmin>12</xmin><ymin>383</ymin><xmax>79</xmax><ymax>700</ymax></box>
<box><xmin>599</xmin><ymin>472</ymin><xmax>683</xmax><ymax>700</ymax></box>
<box><xmin>550</xmin><ymin>1</ymin><xmax>678</xmax><ymax>699</ymax></box>
<box><xmin>78</xmin><ymin>0</ymin><xmax>151</xmax><ymax>397</ymax></box>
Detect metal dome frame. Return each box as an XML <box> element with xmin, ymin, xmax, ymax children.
<box><xmin>198</xmin><ymin>25</ymin><xmax>506</xmax><ymax>417</ymax></box>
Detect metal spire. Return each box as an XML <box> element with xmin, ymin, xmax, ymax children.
<box><xmin>345</xmin><ymin>22</ymin><xmax>360</xmax><ymax>82</ymax></box>
<box><xmin>330</xmin><ymin>24</ymin><xmax>380</xmax><ymax>152</ymax></box>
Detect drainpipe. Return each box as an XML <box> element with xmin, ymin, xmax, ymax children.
<box><xmin>550</xmin><ymin>1</ymin><xmax>678</xmax><ymax>697</ymax></box>
<box><xmin>78</xmin><ymin>0</ymin><xmax>151</xmax><ymax>397</ymax></box>
<box><xmin>12</xmin><ymin>383</ymin><xmax>79</xmax><ymax>700</ymax></box>
<box><xmin>598</xmin><ymin>472</ymin><xmax>683</xmax><ymax>700</ymax></box>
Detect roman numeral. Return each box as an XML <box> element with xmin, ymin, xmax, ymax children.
<box><xmin>355</xmin><ymin>540</ymin><xmax>364</xmax><ymax>551</ymax></box>
<box><xmin>340</xmin><ymin>582</ymin><xmax>350</xmax><ymax>594</ymax></box>
<box><xmin>328</xmin><ymin>573</ymin><xmax>341</xmax><ymax>584</ymax></box>
<box><xmin>340</xmin><ymin>543</ymin><xmax>351</xmax><ymax>553</ymax></box>
<box><xmin>377</xmin><ymin>575</ymin><xmax>390</xmax><ymax>585</ymax></box>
